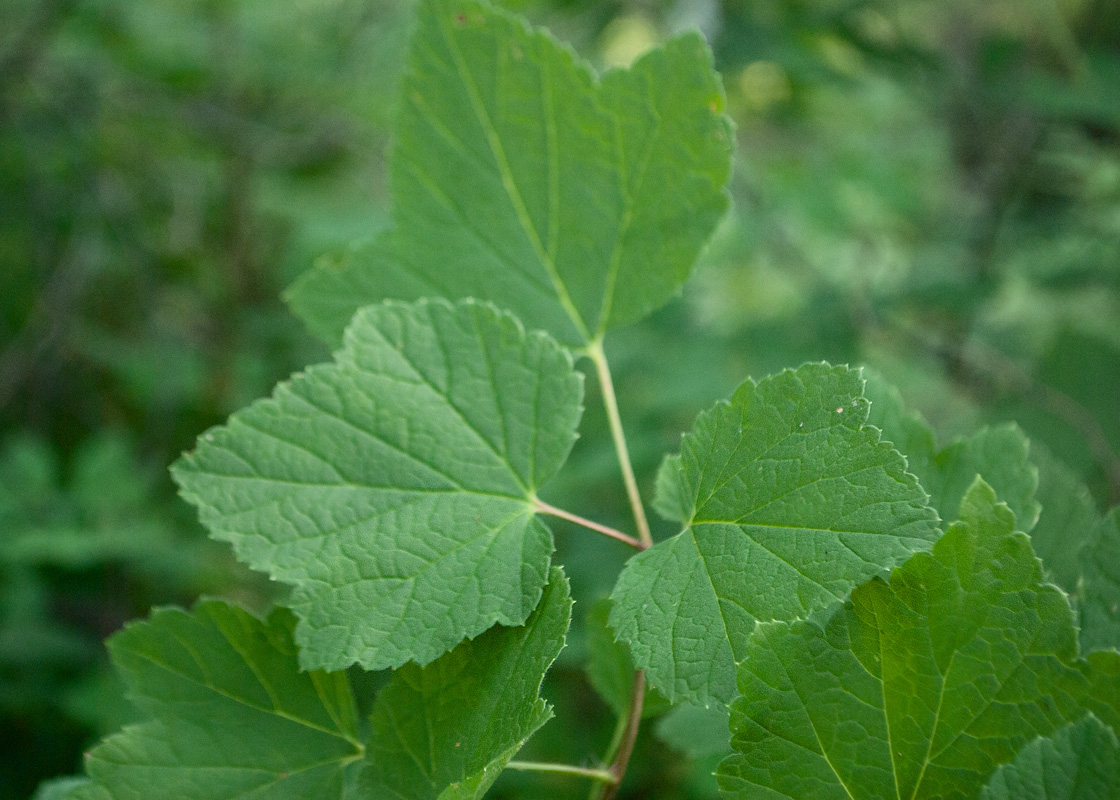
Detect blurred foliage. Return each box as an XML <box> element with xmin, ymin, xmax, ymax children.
<box><xmin>2</xmin><ymin>0</ymin><xmax>1119</xmax><ymax>797</ymax></box>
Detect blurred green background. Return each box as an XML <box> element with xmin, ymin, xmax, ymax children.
<box><xmin>2</xmin><ymin>0</ymin><xmax>1118</xmax><ymax>797</ymax></box>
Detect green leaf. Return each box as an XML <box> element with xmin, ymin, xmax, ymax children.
<box><xmin>1084</xmin><ymin>650</ymin><xmax>1120</xmax><ymax>734</ymax></box>
<box><xmin>652</xmin><ymin>453</ymin><xmax>688</xmax><ymax>523</ymax></box>
<box><xmin>286</xmin><ymin>0</ymin><xmax>732</xmax><ymax>348</ymax></box>
<box><xmin>173</xmin><ymin>299</ymin><xmax>582</xmax><ymax>671</ymax></box>
<box><xmin>1080</xmin><ymin>508</ymin><xmax>1120</xmax><ymax>653</ymax></box>
<box><xmin>80</xmin><ymin>601</ymin><xmax>365</xmax><ymax>800</ymax></box>
<box><xmin>1029</xmin><ymin>443</ymin><xmax>1100</xmax><ymax>593</ymax></box>
<box><xmin>864</xmin><ymin>373</ymin><xmax>1041</xmax><ymax>531</ymax></box>
<box><xmin>610</xmin><ymin>363</ymin><xmax>941</xmax><ymax>706</ymax></box>
<box><xmin>980</xmin><ymin>715</ymin><xmax>1120</xmax><ymax>800</ymax></box>
<box><xmin>584</xmin><ymin>598</ymin><xmax>670</xmax><ymax>718</ymax></box>
<box><xmin>717</xmin><ymin>480</ymin><xmax>1096</xmax><ymax>800</ymax></box>
<box><xmin>31</xmin><ymin>777</ymin><xmax>97</xmax><ymax>800</ymax></box>
<box><xmin>655</xmin><ymin>703</ymin><xmax>732</xmax><ymax>759</ymax></box>
<box><xmin>362</xmin><ymin>566</ymin><xmax>571</xmax><ymax>800</ymax></box>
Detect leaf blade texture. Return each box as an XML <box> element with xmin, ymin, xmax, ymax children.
<box><xmin>979</xmin><ymin>715</ymin><xmax>1120</xmax><ymax>800</ymax></box>
<box><xmin>362</xmin><ymin>566</ymin><xmax>572</xmax><ymax>800</ymax></box>
<box><xmin>79</xmin><ymin>601</ymin><xmax>365</xmax><ymax>800</ymax></box>
<box><xmin>717</xmin><ymin>480</ymin><xmax>1102</xmax><ymax>800</ymax></box>
<box><xmin>173</xmin><ymin>299</ymin><xmax>582</xmax><ymax>671</ymax></box>
<box><xmin>286</xmin><ymin>0</ymin><xmax>732</xmax><ymax>348</ymax></box>
<box><xmin>610</xmin><ymin>363</ymin><xmax>941</xmax><ymax>706</ymax></box>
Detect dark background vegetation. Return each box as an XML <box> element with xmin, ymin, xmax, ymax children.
<box><xmin>2</xmin><ymin>0</ymin><xmax>1118</xmax><ymax>797</ymax></box>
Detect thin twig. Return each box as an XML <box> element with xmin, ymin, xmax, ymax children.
<box><xmin>534</xmin><ymin>500</ymin><xmax>645</xmax><ymax>550</ymax></box>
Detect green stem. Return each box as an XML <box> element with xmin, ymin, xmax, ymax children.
<box><xmin>597</xmin><ymin>670</ymin><xmax>646</xmax><ymax>800</ymax></box>
<box><xmin>534</xmin><ymin>499</ymin><xmax>645</xmax><ymax>550</ymax></box>
<box><xmin>506</xmin><ymin>761</ymin><xmax>617</xmax><ymax>784</ymax></box>
<box><xmin>586</xmin><ymin>340</ymin><xmax>653</xmax><ymax>548</ymax></box>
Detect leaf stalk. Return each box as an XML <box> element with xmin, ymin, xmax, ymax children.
<box><xmin>586</xmin><ymin>340</ymin><xmax>653</xmax><ymax>548</ymax></box>
<box><xmin>534</xmin><ymin>499</ymin><xmax>645</xmax><ymax>550</ymax></box>
<box><xmin>505</xmin><ymin>761</ymin><xmax>618</xmax><ymax>784</ymax></box>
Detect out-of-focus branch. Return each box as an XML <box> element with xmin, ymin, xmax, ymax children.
<box><xmin>0</xmin><ymin>0</ymin><xmax>76</xmax><ymax>107</ymax></box>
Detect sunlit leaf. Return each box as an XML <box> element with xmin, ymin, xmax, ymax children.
<box><xmin>286</xmin><ymin>0</ymin><xmax>732</xmax><ymax>348</ymax></box>
<box><xmin>718</xmin><ymin>481</ymin><xmax>1109</xmax><ymax>800</ymax></box>
<box><xmin>174</xmin><ymin>300</ymin><xmax>582</xmax><ymax>671</ymax></box>
<box><xmin>611</xmin><ymin>363</ymin><xmax>940</xmax><ymax>706</ymax></box>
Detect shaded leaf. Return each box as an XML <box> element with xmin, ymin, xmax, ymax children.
<box><xmin>1080</xmin><ymin>508</ymin><xmax>1120</xmax><ymax>653</ymax></box>
<box><xmin>362</xmin><ymin>566</ymin><xmax>571</xmax><ymax>800</ymax></box>
<box><xmin>611</xmin><ymin>363</ymin><xmax>941</xmax><ymax>706</ymax></box>
<box><xmin>1029</xmin><ymin>442</ymin><xmax>1100</xmax><ymax>594</ymax></box>
<box><xmin>864</xmin><ymin>372</ymin><xmax>1040</xmax><ymax>531</ymax></box>
<box><xmin>655</xmin><ymin>703</ymin><xmax>732</xmax><ymax>759</ymax></box>
<box><xmin>31</xmin><ymin>777</ymin><xmax>97</xmax><ymax>800</ymax></box>
<box><xmin>980</xmin><ymin>715</ymin><xmax>1120</xmax><ymax>800</ymax></box>
<box><xmin>652</xmin><ymin>453</ymin><xmax>688</xmax><ymax>524</ymax></box>
<box><xmin>718</xmin><ymin>480</ymin><xmax>1102</xmax><ymax>800</ymax></box>
<box><xmin>173</xmin><ymin>299</ymin><xmax>582</xmax><ymax>671</ymax></box>
<box><xmin>286</xmin><ymin>0</ymin><xmax>732</xmax><ymax>348</ymax></box>
<box><xmin>584</xmin><ymin>598</ymin><xmax>670</xmax><ymax>718</ymax></box>
<box><xmin>80</xmin><ymin>602</ymin><xmax>365</xmax><ymax>800</ymax></box>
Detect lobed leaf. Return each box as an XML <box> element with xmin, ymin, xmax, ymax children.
<box><xmin>286</xmin><ymin>0</ymin><xmax>732</xmax><ymax>348</ymax></box>
<box><xmin>72</xmin><ymin>570</ymin><xmax>572</xmax><ymax>800</ymax></box>
<box><xmin>610</xmin><ymin>363</ymin><xmax>941</xmax><ymax>706</ymax></box>
<box><xmin>717</xmin><ymin>480</ymin><xmax>1113</xmax><ymax>800</ymax></box>
<box><xmin>173</xmin><ymin>299</ymin><xmax>582</xmax><ymax>671</ymax></box>
<box><xmin>361</xmin><ymin>566</ymin><xmax>571</xmax><ymax>800</ymax></box>
<box><xmin>864</xmin><ymin>373</ymin><xmax>1041</xmax><ymax>531</ymax></box>
<box><xmin>979</xmin><ymin>715</ymin><xmax>1120</xmax><ymax>800</ymax></box>
<box><xmin>78</xmin><ymin>602</ymin><xmax>365</xmax><ymax>800</ymax></box>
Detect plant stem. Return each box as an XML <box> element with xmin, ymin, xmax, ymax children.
<box><xmin>586</xmin><ymin>340</ymin><xmax>653</xmax><ymax>548</ymax></box>
<box><xmin>534</xmin><ymin>499</ymin><xmax>645</xmax><ymax>550</ymax></box>
<box><xmin>505</xmin><ymin>761</ymin><xmax>617</xmax><ymax>784</ymax></box>
<box><xmin>597</xmin><ymin>670</ymin><xmax>647</xmax><ymax>800</ymax></box>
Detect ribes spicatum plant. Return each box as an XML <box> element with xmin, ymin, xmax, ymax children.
<box><xmin>45</xmin><ymin>0</ymin><xmax>1120</xmax><ymax>798</ymax></box>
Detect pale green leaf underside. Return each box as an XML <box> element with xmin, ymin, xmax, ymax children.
<box><xmin>980</xmin><ymin>715</ymin><xmax>1120</xmax><ymax>800</ymax></box>
<box><xmin>611</xmin><ymin>363</ymin><xmax>941</xmax><ymax>706</ymax></box>
<box><xmin>173</xmin><ymin>300</ymin><xmax>582</xmax><ymax>671</ymax></box>
<box><xmin>1029</xmin><ymin>442</ymin><xmax>1100</xmax><ymax>594</ymax></box>
<box><xmin>718</xmin><ymin>481</ymin><xmax>1100</xmax><ymax>800</ymax></box>
<box><xmin>80</xmin><ymin>602</ymin><xmax>364</xmax><ymax>800</ymax></box>
<box><xmin>864</xmin><ymin>372</ymin><xmax>1041</xmax><ymax>532</ymax></box>
<box><xmin>286</xmin><ymin>0</ymin><xmax>732</xmax><ymax>348</ymax></box>
<box><xmin>1080</xmin><ymin>508</ymin><xmax>1120</xmax><ymax>653</ymax></box>
<box><xmin>655</xmin><ymin>703</ymin><xmax>732</xmax><ymax>759</ymax></box>
<box><xmin>363</xmin><ymin>566</ymin><xmax>571</xmax><ymax>800</ymax></box>
<box><xmin>584</xmin><ymin>598</ymin><xmax>670</xmax><ymax>718</ymax></box>
<box><xmin>33</xmin><ymin>777</ymin><xmax>97</xmax><ymax>800</ymax></box>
